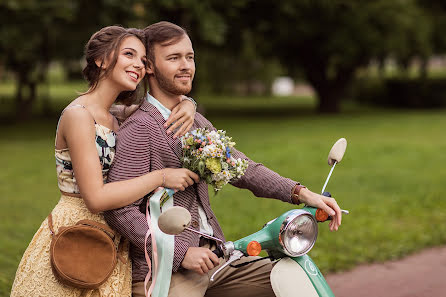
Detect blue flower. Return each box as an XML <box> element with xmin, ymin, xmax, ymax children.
<box><xmin>225</xmin><ymin>147</ymin><xmax>231</xmax><ymax>158</ymax></box>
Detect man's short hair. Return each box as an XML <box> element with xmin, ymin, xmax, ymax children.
<box><xmin>143</xmin><ymin>21</ymin><xmax>188</xmax><ymax>63</ymax></box>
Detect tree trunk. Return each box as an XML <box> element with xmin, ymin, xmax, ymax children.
<box><xmin>302</xmin><ymin>64</ymin><xmax>347</xmax><ymax>113</ymax></box>
<box><xmin>315</xmin><ymin>86</ymin><xmax>342</xmax><ymax>113</ymax></box>
<box><xmin>15</xmin><ymin>77</ymin><xmax>24</xmax><ymax>104</ymax></box>
<box><xmin>15</xmin><ymin>78</ymin><xmax>37</xmax><ymax>121</ymax></box>
<box><xmin>303</xmin><ymin>58</ymin><xmax>360</xmax><ymax>113</ymax></box>
<box><xmin>419</xmin><ymin>57</ymin><xmax>428</xmax><ymax>80</ymax></box>
<box><xmin>377</xmin><ymin>56</ymin><xmax>386</xmax><ymax>78</ymax></box>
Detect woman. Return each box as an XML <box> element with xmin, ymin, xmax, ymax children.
<box><xmin>10</xmin><ymin>26</ymin><xmax>199</xmax><ymax>297</ymax></box>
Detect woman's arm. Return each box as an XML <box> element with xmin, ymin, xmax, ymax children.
<box><xmin>60</xmin><ymin>108</ymin><xmax>199</xmax><ymax>214</ymax></box>
<box><xmin>110</xmin><ymin>96</ymin><xmax>197</xmax><ymax>138</ymax></box>
<box><xmin>109</xmin><ymin>104</ymin><xmax>140</xmax><ymax>125</ymax></box>
<box><xmin>165</xmin><ymin>96</ymin><xmax>197</xmax><ymax>138</ymax></box>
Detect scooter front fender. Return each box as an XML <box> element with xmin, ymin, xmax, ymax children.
<box><xmin>270</xmin><ymin>255</ymin><xmax>334</xmax><ymax>297</ymax></box>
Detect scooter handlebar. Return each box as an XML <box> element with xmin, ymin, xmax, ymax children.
<box><xmin>212</xmin><ymin>247</ymin><xmax>224</xmax><ymax>258</ymax></box>
<box><xmin>320</xmin><ymin>191</ymin><xmax>349</xmax><ymax>215</ymax></box>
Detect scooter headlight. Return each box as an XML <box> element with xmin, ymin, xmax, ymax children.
<box><xmin>279</xmin><ymin>210</ymin><xmax>318</xmax><ymax>257</ymax></box>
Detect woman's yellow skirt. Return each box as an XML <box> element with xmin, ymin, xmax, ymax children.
<box><xmin>10</xmin><ymin>195</ymin><xmax>132</xmax><ymax>297</ymax></box>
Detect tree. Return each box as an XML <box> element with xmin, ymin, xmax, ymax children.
<box><xmin>1</xmin><ymin>0</ymin><xmax>437</xmax><ymax>116</ymax></box>
<box><xmin>417</xmin><ymin>0</ymin><xmax>446</xmax><ymax>77</ymax></box>
<box><xmin>0</xmin><ymin>1</ymin><xmax>72</xmax><ymax>118</ymax></box>
<box><xmin>240</xmin><ymin>0</ymin><xmax>431</xmax><ymax>112</ymax></box>
<box><xmin>136</xmin><ymin>0</ymin><xmax>263</xmax><ymax>95</ymax></box>
<box><xmin>0</xmin><ymin>0</ymin><xmax>147</xmax><ymax>119</ymax></box>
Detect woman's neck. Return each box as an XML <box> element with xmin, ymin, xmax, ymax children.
<box><xmin>75</xmin><ymin>79</ymin><xmax>123</xmax><ymax>128</ymax></box>
<box><xmin>86</xmin><ymin>79</ymin><xmax>121</xmax><ymax>111</ymax></box>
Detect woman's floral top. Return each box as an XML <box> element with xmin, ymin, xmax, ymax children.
<box><xmin>55</xmin><ymin>107</ymin><xmax>116</xmax><ymax>194</ymax></box>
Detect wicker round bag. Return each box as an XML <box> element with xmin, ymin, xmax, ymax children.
<box><xmin>48</xmin><ymin>213</ymin><xmax>119</xmax><ymax>289</ymax></box>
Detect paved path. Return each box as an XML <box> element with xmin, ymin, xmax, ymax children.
<box><xmin>325</xmin><ymin>246</ymin><xmax>446</xmax><ymax>297</ymax></box>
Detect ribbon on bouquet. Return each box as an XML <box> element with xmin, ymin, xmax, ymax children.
<box><xmin>144</xmin><ymin>187</ymin><xmax>175</xmax><ymax>297</ymax></box>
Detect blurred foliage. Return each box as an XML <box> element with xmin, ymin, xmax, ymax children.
<box><xmin>418</xmin><ymin>0</ymin><xmax>446</xmax><ymax>55</ymax></box>
<box><xmin>1</xmin><ymin>0</ymin><xmax>446</xmax><ymax>116</ymax></box>
<box><xmin>350</xmin><ymin>77</ymin><xmax>446</xmax><ymax>108</ymax></box>
<box><xmin>239</xmin><ymin>0</ymin><xmax>436</xmax><ymax>112</ymax></box>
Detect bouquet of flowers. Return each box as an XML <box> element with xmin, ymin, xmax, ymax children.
<box><xmin>181</xmin><ymin>128</ymin><xmax>249</xmax><ymax>192</ymax></box>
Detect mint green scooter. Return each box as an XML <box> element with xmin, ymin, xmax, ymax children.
<box><xmin>158</xmin><ymin>138</ymin><xmax>348</xmax><ymax>297</ymax></box>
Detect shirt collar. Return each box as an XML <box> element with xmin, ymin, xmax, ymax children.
<box><xmin>146</xmin><ymin>93</ymin><xmax>171</xmax><ymax>120</ymax></box>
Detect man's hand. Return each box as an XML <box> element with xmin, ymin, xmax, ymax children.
<box><xmin>298</xmin><ymin>188</ymin><xmax>342</xmax><ymax>231</ymax></box>
<box><xmin>181</xmin><ymin>247</ymin><xmax>220</xmax><ymax>275</ymax></box>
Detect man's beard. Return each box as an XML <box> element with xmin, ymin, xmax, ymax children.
<box><xmin>153</xmin><ymin>65</ymin><xmax>192</xmax><ymax>95</ymax></box>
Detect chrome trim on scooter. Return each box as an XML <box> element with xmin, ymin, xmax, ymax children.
<box><xmin>222</xmin><ymin>241</ymin><xmax>235</xmax><ymax>258</ymax></box>
<box><xmin>278</xmin><ymin>210</ymin><xmax>318</xmax><ymax>257</ymax></box>
<box><xmin>210</xmin><ymin>250</ymin><xmax>244</xmax><ymax>282</ymax></box>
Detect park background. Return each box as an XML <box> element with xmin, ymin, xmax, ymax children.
<box><xmin>1</xmin><ymin>0</ymin><xmax>446</xmax><ymax>295</ymax></box>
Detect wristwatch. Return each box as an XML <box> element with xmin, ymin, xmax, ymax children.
<box><xmin>291</xmin><ymin>183</ymin><xmax>307</xmax><ymax>205</ymax></box>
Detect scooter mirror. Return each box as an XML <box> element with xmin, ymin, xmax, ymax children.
<box><xmin>158</xmin><ymin>206</ymin><xmax>191</xmax><ymax>235</ymax></box>
<box><xmin>327</xmin><ymin>138</ymin><xmax>347</xmax><ymax>166</ymax></box>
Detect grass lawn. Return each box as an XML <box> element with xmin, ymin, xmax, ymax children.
<box><xmin>1</xmin><ymin>82</ymin><xmax>446</xmax><ymax>295</ymax></box>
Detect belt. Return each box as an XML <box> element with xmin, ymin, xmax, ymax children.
<box><xmin>60</xmin><ymin>191</ymin><xmax>82</xmax><ymax>198</ymax></box>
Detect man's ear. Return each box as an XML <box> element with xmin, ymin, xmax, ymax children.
<box><xmin>146</xmin><ymin>60</ymin><xmax>155</xmax><ymax>75</ymax></box>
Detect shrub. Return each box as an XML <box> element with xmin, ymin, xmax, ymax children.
<box><xmin>351</xmin><ymin>77</ymin><xmax>446</xmax><ymax>108</ymax></box>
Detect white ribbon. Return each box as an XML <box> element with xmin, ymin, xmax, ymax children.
<box><xmin>144</xmin><ymin>187</ymin><xmax>175</xmax><ymax>297</ymax></box>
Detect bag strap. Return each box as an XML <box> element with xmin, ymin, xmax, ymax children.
<box><xmin>117</xmin><ymin>239</ymin><xmax>127</xmax><ymax>264</ymax></box>
<box><xmin>76</xmin><ymin>219</ymin><xmax>116</xmax><ymax>240</ymax></box>
<box><xmin>48</xmin><ymin>213</ymin><xmax>55</xmax><ymax>236</ymax></box>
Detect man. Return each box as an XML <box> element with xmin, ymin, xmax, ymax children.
<box><xmin>105</xmin><ymin>21</ymin><xmax>342</xmax><ymax>297</ymax></box>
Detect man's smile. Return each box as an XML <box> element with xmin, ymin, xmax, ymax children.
<box><xmin>175</xmin><ymin>73</ymin><xmax>191</xmax><ymax>82</ymax></box>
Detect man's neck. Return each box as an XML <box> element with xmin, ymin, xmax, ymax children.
<box><xmin>148</xmin><ymin>88</ymin><xmax>182</xmax><ymax>111</ymax></box>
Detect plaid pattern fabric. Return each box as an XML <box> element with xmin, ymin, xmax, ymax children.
<box><xmin>104</xmin><ymin>100</ymin><xmax>298</xmax><ymax>282</ymax></box>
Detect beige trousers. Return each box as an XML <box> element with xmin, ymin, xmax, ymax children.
<box><xmin>133</xmin><ymin>255</ymin><xmax>275</xmax><ymax>297</ymax></box>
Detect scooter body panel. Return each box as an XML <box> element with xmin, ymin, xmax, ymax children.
<box><xmin>271</xmin><ymin>255</ymin><xmax>334</xmax><ymax>297</ymax></box>
<box><xmin>290</xmin><ymin>254</ymin><xmax>335</xmax><ymax>297</ymax></box>
<box><xmin>271</xmin><ymin>257</ymin><xmax>319</xmax><ymax>297</ymax></box>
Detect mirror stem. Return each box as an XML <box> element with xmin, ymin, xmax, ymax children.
<box><xmin>321</xmin><ymin>161</ymin><xmax>337</xmax><ymax>194</ymax></box>
<box><xmin>185</xmin><ymin>227</ymin><xmax>225</xmax><ymax>245</ymax></box>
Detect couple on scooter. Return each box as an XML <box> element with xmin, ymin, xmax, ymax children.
<box><xmin>105</xmin><ymin>21</ymin><xmax>343</xmax><ymax>297</ymax></box>
<box><xmin>11</xmin><ymin>21</ymin><xmax>342</xmax><ymax>297</ymax></box>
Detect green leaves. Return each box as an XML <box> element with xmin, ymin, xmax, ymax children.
<box><xmin>198</xmin><ymin>160</ymin><xmax>205</xmax><ymax>176</ymax></box>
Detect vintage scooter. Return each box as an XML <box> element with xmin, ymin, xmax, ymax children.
<box><xmin>158</xmin><ymin>138</ymin><xmax>349</xmax><ymax>297</ymax></box>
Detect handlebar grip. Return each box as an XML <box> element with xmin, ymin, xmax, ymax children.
<box><xmin>316</xmin><ymin>192</ymin><xmax>333</xmax><ymax>222</ymax></box>
<box><xmin>212</xmin><ymin>248</ymin><xmax>224</xmax><ymax>258</ymax></box>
